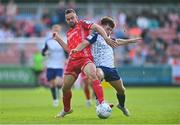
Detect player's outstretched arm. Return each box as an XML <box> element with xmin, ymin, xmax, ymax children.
<box><xmin>116</xmin><ymin>37</ymin><xmax>142</xmax><ymax>46</ymax></box>
<box><xmin>70</xmin><ymin>39</ymin><xmax>90</xmax><ymax>54</ymax></box>
<box><xmin>41</xmin><ymin>43</ymin><xmax>48</xmax><ymax>56</ymax></box>
<box><xmin>53</xmin><ymin>32</ymin><xmax>69</xmax><ymax>53</ymax></box>
<box><xmin>90</xmin><ymin>24</ymin><xmax>118</xmax><ymax>48</ymax></box>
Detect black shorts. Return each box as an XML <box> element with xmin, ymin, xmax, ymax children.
<box><xmin>97</xmin><ymin>66</ymin><xmax>120</xmax><ymax>82</ymax></box>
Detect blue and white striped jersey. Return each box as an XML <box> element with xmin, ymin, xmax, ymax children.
<box><xmin>86</xmin><ymin>32</ymin><xmax>115</xmax><ymax>68</ymax></box>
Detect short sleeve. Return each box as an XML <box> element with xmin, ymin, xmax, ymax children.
<box><xmin>81</xmin><ymin>20</ymin><xmax>93</xmax><ymax>30</ymax></box>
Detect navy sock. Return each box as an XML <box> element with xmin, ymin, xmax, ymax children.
<box><xmin>51</xmin><ymin>87</ymin><xmax>57</xmax><ymax>100</ymax></box>
<box><xmin>57</xmin><ymin>85</ymin><xmax>62</xmax><ymax>89</ymax></box>
<box><xmin>116</xmin><ymin>93</ymin><xmax>125</xmax><ymax>107</ymax></box>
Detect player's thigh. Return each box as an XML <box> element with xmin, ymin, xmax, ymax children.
<box><xmin>109</xmin><ymin>79</ymin><xmax>125</xmax><ymax>94</ymax></box>
<box><xmin>83</xmin><ymin>63</ymin><xmax>97</xmax><ymax>79</ymax></box>
<box><xmin>55</xmin><ymin>76</ymin><xmax>63</xmax><ymax>86</ymax></box>
<box><xmin>54</xmin><ymin>68</ymin><xmax>64</xmax><ymax>86</ymax></box>
<box><xmin>46</xmin><ymin>68</ymin><xmax>56</xmax><ymax>86</ymax></box>
<box><xmin>96</xmin><ymin>68</ymin><xmax>104</xmax><ymax>81</ymax></box>
<box><xmin>49</xmin><ymin>79</ymin><xmax>55</xmax><ymax>87</ymax></box>
<box><xmin>63</xmin><ymin>74</ymin><xmax>76</xmax><ymax>91</ymax></box>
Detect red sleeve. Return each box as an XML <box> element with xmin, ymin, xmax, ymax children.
<box><xmin>80</xmin><ymin>20</ymin><xmax>93</xmax><ymax>30</ymax></box>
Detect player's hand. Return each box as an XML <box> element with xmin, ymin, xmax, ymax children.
<box><xmin>129</xmin><ymin>37</ymin><xmax>142</xmax><ymax>43</ymax></box>
<box><xmin>105</xmin><ymin>37</ymin><xmax>118</xmax><ymax>48</ymax></box>
<box><xmin>133</xmin><ymin>37</ymin><xmax>142</xmax><ymax>41</ymax></box>
<box><xmin>52</xmin><ymin>32</ymin><xmax>56</xmax><ymax>38</ymax></box>
<box><xmin>70</xmin><ymin>49</ymin><xmax>79</xmax><ymax>55</ymax></box>
<box><xmin>52</xmin><ymin>32</ymin><xmax>60</xmax><ymax>41</ymax></box>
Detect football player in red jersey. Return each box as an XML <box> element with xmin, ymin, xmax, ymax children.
<box><xmin>71</xmin><ymin>16</ymin><xmax>142</xmax><ymax>117</ymax></box>
<box><xmin>53</xmin><ymin>9</ymin><xmax>117</xmax><ymax>118</ymax></box>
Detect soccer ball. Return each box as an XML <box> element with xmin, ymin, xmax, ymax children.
<box><xmin>96</xmin><ymin>102</ymin><xmax>112</xmax><ymax>119</ymax></box>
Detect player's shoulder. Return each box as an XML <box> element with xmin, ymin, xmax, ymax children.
<box><xmin>79</xmin><ymin>19</ymin><xmax>93</xmax><ymax>25</ymax></box>
<box><xmin>45</xmin><ymin>33</ymin><xmax>53</xmax><ymax>42</ymax></box>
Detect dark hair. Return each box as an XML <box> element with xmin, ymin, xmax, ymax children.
<box><xmin>100</xmin><ymin>16</ymin><xmax>115</xmax><ymax>29</ymax></box>
<box><xmin>65</xmin><ymin>8</ymin><xmax>76</xmax><ymax>15</ymax></box>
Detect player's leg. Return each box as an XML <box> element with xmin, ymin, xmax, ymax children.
<box><xmin>96</xmin><ymin>68</ymin><xmax>114</xmax><ymax>108</ymax></box>
<box><xmin>62</xmin><ymin>74</ymin><xmax>76</xmax><ymax>112</ymax></box>
<box><xmin>55</xmin><ymin>76</ymin><xmax>63</xmax><ymax>88</ymax></box>
<box><xmin>56</xmin><ymin>74</ymin><xmax>76</xmax><ymax>118</ymax></box>
<box><xmin>109</xmin><ymin>79</ymin><xmax>125</xmax><ymax>102</ymax></box>
<box><xmin>80</xmin><ymin>73</ymin><xmax>91</xmax><ymax>102</ymax></box>
<box><xmin>46</xmin><ymin>68</ymin><xmax>59</xmax><ymax>107</ymax></box>
<box><xmin>97</xmin><ymin>66</ymin><xmax>129</xmax><ymax>116</ymax></box>
<box><xmin>94</xmin><ymin>67</ymin><xmax>104</xmax><ymax>105</ymax></box>
<box><xmin>54</xmin><ymin>76</ymin><xmax>63</xmax><ymax>97</ymax></box>
<box><xmin>53</xmin><ymin>68</ymin><xmax>64</xmax><ymax>102</ymax></box>
<box><xmin>83</xmin><ymin>63</ymin><xmax>104</xmax><ymax>104</ymax></box>
<box><xmin>102</xmin><ymin>67</ymin><xmax>129</xmax><ymax>116</ymax></box>
<box><xmin>96</xmin><ymin>68</ymin><xmax>104</xmax><ymax>81</ymax></box>
<box><xmin>109</xmin><ymin>79</ymin><xmax>129</xmax><ymax>116</ymax></box>
<box><xmin>50</xmin><ymin>79</ymin><xmax>60</xmax><ymax>107</ymax></box>
<box><xmin>83</xmin><ymin>77</ymin><xmax>92</xmax><ymax>107</ymax></box>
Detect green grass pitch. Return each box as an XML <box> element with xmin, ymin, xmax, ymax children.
<box><xmin>0</xmin><ymin>87</ymin><xmax>180</xmax><ymax>124</ymax></box>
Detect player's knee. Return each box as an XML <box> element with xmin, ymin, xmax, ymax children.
<box><xmin>116</xmin><ymin>81</ymin><xmax>126</xmax><ymax>95</ymax></box>
<box><xmin>117</xmin><ymin>87</ymin><xmax>125</xmax><ymax>95</ymax></box>
<box><xmin>88</xmin><ymin>72</ymin><xmax>98</xmax><ymax>81</ymax></box>
<box><xmin>50</xmin><ymin>80</ymin><xmax>56</xmax><ymax>87</ymax></box>
<box><xmin>121</xmin><ymin>87</ymin><xmax>126</xmax><ymax>94</ymax></box>
<box><xmin>62</xmin><ymin>86</ymin><xmax>70</xmax><ymax>93</ymax></box>
<box><xmin>96</xmin><ymin>71</ymin><xmax>104</xmax><ymax>81</ymax></box>
<box><xmin>62</xmin><ymin>83</ymin><xmax>70</xmax><ymax>93</ymax></box>
<box><xmin>56</xmin><ymin>78</ymin><xmax>63</xmax><ymax>87</ymax></box>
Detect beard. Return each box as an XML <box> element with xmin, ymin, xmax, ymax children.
<box><xmin>69</xmin><ymin>22</ymin><xmax>76</xmax><ymax>28</ymax></box>
<box><xmin>69</xmin><ymin>23</ymin><xmax>75</xmax><ymax>28</ymax></box>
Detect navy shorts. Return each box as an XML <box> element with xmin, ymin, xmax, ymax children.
<box><xmin>98</xmin><ymin>66</ymin><xmax>120</xmax><ymax>82</ymax></box>
<box><xmin>46</xmin><ymin>68</ymin><xmax>63</xmax><ymax>81</ymax></box>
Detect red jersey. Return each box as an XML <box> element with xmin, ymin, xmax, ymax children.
<box><xmin>67</xmin><ymin>20</ymin><xmax>93</xmax><ymax>59</ymax></box>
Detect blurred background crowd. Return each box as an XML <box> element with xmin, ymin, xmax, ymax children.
<box><xmin>0</xmin><ymin>0</ymin><xmax>180</xmax><ymax>66</ymax></box>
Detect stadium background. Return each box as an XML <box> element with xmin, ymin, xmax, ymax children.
<box><xmin>0</xmin><ymin>0</ymin><xmax>180</xmax><ymax>124</ymax></box>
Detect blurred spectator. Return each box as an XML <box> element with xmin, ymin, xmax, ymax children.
<box><xmin>0</xmin><ymin>22</ymin><xmax>14</xmax><ymax>38</ymax></box>
<box><xmin>0</xmin><ymin>3</ymin><xmax>180</xmax><ymax>66</ymax></box>
<box><xmin>128</xmin><ymin>26</ymin><xmax>142</xmax><ymax>37</ymax></box>
<box><xmin>41</xmin><ymin>9</ymin><xmax>51</xmax><ymax>27</ymax></box>
<box><xmin>146</xmin><ymin>47</ymin><xmax>158</xmax><ymax>64</ymax></box>
<box><xmin>117</xmin><ymin>11</ymin><xmax>126</xmax><ymax>26</ymax></box>
<box><xmin>148</xmin><ymin>12</ymin><xmax>159</xmax><ymax>29</ymax></box>
<box><xmin>19</xmin><ymin>47</ymin><xmax>26</xmax><ymax>66</ymax></box>
<box><xmin>68</xmin><ymin>0</ymin><xmax>77</xmax><ymax>10</ymax></box>
<box><xmin>56</xmin><ymin>0</ymin><xmax>66</xmax><ymax>25</ymax></box>
<box><xmin>34</xmin><ymin>20</ymin><xmax>47</xmax><ymax>37</ymax></box>
<box><xmin>136</xmin><ymin>15</ymin><xmax>149</xmax><ymax>29</ymax></box>
<box><xmin>6</xmin><ymin>0</ymin><xmax>17</xmax><ymax>17</ymax></box>
<box><xmin>114</xmin><ymin>47</ymin><xmax>126</xmax><ymax>66</ymax></box>
<box><xmin>0</xmin><ymin>0</ymin><xmax>5</xmax><ymax>16</ymax></box>
<box><xmin>132</xmin><ymin>46</ymin><xmax>146</xmax><ymax>65</ymax></box>
<box><xmin>32</xmin><ymin>49</ymin><xmax>44</xmax><ymax>83</ymax></box>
